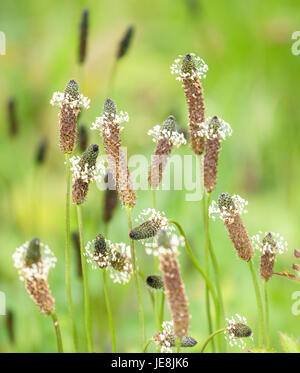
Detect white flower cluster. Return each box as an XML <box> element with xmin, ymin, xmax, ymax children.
<box><xmin>224</xmin><ymin>314</ymin><xmax>253</xmax><ymax>350</ymax></box>
<box><xmin>91</xmin><ymin>111</ymin><xmax>129</xmax><ymax>135</ymax></box>
<box><xmin>13</xmin><ymin>241</ymin><xmax>57</xmax><ymax>281</ymax></box>
<box><xmin>145</xmin><ymin>232</ymin><xmax>184</xmax><ymax>257</ymax></box>
<box><xmin>251</xmin><ymin>231</ymin><xmax>288</xmax><ymax>255</ymax></box>
<box><xmin>85</xmin><ymin>239</ymin><xmax>132</xmax><ymax>285</ymax></box>
<box><xmin>70</xmin><ymin>156</ymin><xmax>106</xmax><ymax>185</ymax></box>
<box><xmin>50</xmin><ymin>92</ymin><xmax>90</xmax><ymax>109</ymax></box>
<box><xmin>154</xmin><ymin>321</ymin><xmax>174</xmax><ymax>353</ymax></box>
<box><xmin>147</xmin><ymin>125</ymin><xmax>186</xmax><ymax>148</ymax></box>
<box><xmin>209</xmin><ymin>194</ymin><xmax>248</xmax><ymax>223</ymax></box>
<box><xmin>170</xmin><ymin>53</ymin><xmax>208</xmax><ymax>81</ymax></box>
<box><xmin>197</xmin><ymin>117</ymin><xmax>233</xmax><ymax>141</ymax></box>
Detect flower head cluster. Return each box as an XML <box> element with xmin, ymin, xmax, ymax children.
<box><xmin>224</xmin><ymin>314</ymin><xmax>253</xmax><ymax>350</ymax></box>
<box><xmin>209</xmin><ymin>193</ymin><xmax>248</xmax><ymax>223</ymax></box>
<box><xmin>130</xmin><ymin>208</ymin><xmax>170</xmax><ymax>241</ymax></box>
<box><xmin>147</xmin><ymin>123</ymin><xmax>186</xmax><ymax>148</ymax></box>
<box><xmin>146</xmin><ymin>275</ymin><xmax>164</xmax><ymax>290</ymax></box>
<box><xmin>170</xmin><ymin>53</ymin><xmax>208</xmax><ymax>81</ymax></box>
<box><xmin>70</xmin><ymin>154</ymin><xmax>106</xmax><ymax>185</ymax></box>
<box><xmin>251</xmin><ymin>231</ymin><xmax>288</xmax><ymax>256</ymax></box>
<box><xmin>198</xmin><ymin>116</ymin><xmax>232</xmax><ymax>141</ymax></box>
<box><xmin>50</xmin><ymin>91</ymin><xmax>90</xmax><ymax>109</ymax></box>
<box><xmin>13</xmin><ymin>238</ymin><xmax>57</xmax><ymax>281</ymax></box>
<box><xmin>85</xmin><ymin>235</ymin><xmax>132</xmax><ymax>284</ymax></box>
<box><xmin>91</xmin><ymin>110</ymin><xmax>129</xmax><ymax>135</ymax></box>
<box><xmin>154</xmin><ymin>321</ymin><xmax>197</xmax><ymax>353</ymax></box>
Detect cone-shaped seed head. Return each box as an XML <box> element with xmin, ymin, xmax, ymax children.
<box><xmin>129</xmin><ymin>220</ymin><xmax>161</xmax><ymax>240</ymax></box>
<box><xmin>181</xmin><ymin>54</ymin><xmax>196</xmax><ymax>75</ymax></box>
<box><xmin>231</xmin><ymin>323</ymin><xmax>252</xmax><ymax>338</ymax></box>
<box><xmin>218</xmin><ymin>192</ymin><xmax>235</xmax><ymax>211</ymax></box>
<box><xmin>260</xmin><ymin>232</ymin><xmax>276</xmax><ymax>282</ymax></box>
<box><xmin>146</xmin><ymin>275</ymin><xmax>164</xmax><ymax>289</ymax></box>
<box><xmin>103</xmin><ymin>98</ymin><xmax>117</xmax><ymax>120</ymax></box>
<box><xmin>94</xmin><ymin>234</ymin><xmax>107</xmax><ymax>256</ymax></box>
<box><xmin>64</xmin><ymin>79</ymin><xmax>79</xmax><ymax>100</ymax></box>
<box><xmin>79</xmin><ymin>143</ymin><xmax>99</xmax><ymax>169</ymax></box>
<box><xmin>117</xmin><ymin>25</ymin><xmax>134</xmax><ymax>59</ymax></box>
<box><xmin>162</xmin><ymin>115</ymin><xmax>176</xmax><ymax>132</ymax></box>
<box><xmin>25</xmin><ymin>238</ymin><xmax>41</xmax><ymax>267</ymax></box>
<box><xmin>169</xmin><ymin>335</ymin><xmax>197</xmax><ymax>347</ymax></box>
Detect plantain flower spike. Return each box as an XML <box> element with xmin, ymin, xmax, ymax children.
<box><xmin>171</xmin><ymin>53</ymin><xmax>208</xmax><ymax>155</ymax></box>
<box><xmin>210</xmin><ymin>193</ymin><xmax>254</xmax><ymax>262</ymax></box>
<box><xmin>91</xmin><ymin>99</ymin><xmax>136</xmax><ymax>208</ymax></box>
<box><xmin>50</xmin><ymin>79</ymin><xmax>90</xmax><ymax>154</ymax></box>
<box><xmin>148</xmin><ymin>115</ymin><xmax>186</xmax><ymax>189</ymax></box>
<box><xmin>78</xmin><ymin>8</ymin><xmax>89</xmax><ymax>64</ymax></box>
<box><xmin>225</xmin><ymin>314</ymin><xmax>253</xmax><ymax>349</ymax></box>
<box><xmin>71</xmin><ymin>144</ymin><xmax>105</xmax><ymax>205</ymax></box>
<box><xmin>202</xmin><ymin>116</ymin><xmax>232</xmax><ymax>192</ymax></box>
<box><xmin>13</xmin><ymin>238</ymin><xmax>57</xmax><ymax>315</ymax></box>
<box><xmin>251</xmin><ymin>231</ymin><xmax>288</xmax><ymax>281</ymax></box>
<box><xmin>146</xmin><ymin>275</ymin><xmax>164</xmax><ymax>290</ymax></box>
<box><xmin>157</xmin><ymin>230</ymin><xmax>190</xmax><ymax>339</ymax></box>
<box><xmin>129</xmin><ymin>209</ymin><xmax>168</xmax><ymax>240</ymax></box>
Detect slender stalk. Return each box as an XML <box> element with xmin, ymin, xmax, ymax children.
<box><xmin>199</xmin><ymin>328</ymin><xmax>226</xmax><ymax>353</ymax></box>
<box><xmin>142</xmin><ymin>339</ymin><xmax>153</xmax><ymax>353</ymax></box>
<box><xmin>102</xmin><ymin>269</ymin><xmax>117</xmax><ymax>353</ymax></box>
<box><xmin>126</xmin><ymin>207</ymin><xmax>145</xmax><ymax>349</ymax></box>
<box><xmin>248</xmin><ymin>260</ymin><xmax>264</xmax><ymax>346</ymax></box>
<box><xmin>50</xmin><ymin>312</ymin><xmax>63</xmax><ymax>353</ymax></box>
<box><xmin>168</xmin><ymin>219</ymin><xmax>221</xmax><ymax>336</ymax></box>
<box><xmin>138</xmin><ymin>269</ymin><xmax>155</xmax><ymax>307</ymax></box>
<box><xmin>202</xmin><ymin>193</ymin><xmax>215</xmax><ymax>352</ymax></box>
<box><xmin>264</xmin><ymin>281</ymin><xmax>270</xmax><ymax>348</ymax></box>
<box><xmin>76</xmin><ymin>204</ymin><xmax>93</xmax><ymax>352</ymax></box>
<box><xmin>154</xmin><ymin>291</ymin><xmax>160</xmax><ymax>331</ymax></box>
<box><xmin>160</xmin><ymin>291</ymin><xmax>165</xmax><ymax>326</ymax></box>
<box><xmin>64</xmin><ymin>154</ymin><xmax>78</xmax><ymax>352</ymax></box>
<box><xmin>152</xmin><ymin>189</ymin><xmax>157</xmax><ymax>210</ymax></box>
<box><xmin>176</xmin><ymin>338</ymin><xmax>181</xmax><ymax>353</ymax></box>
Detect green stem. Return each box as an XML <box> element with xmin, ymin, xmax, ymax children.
<box><xmin>152</xmin><ymin>189</ymin><xmax>157</xmax><ymax>210</ymax></box>
<box><xmin>168</xmin><ymin>219</ymin><xmax>221</xmax><ymax>338</ymax></box>
<box><xmin>199</xmin><ymin>328</ymin><xmax>226</xmax><ymax>353</ymax></box>
<box><xmin>202</xmin><ymin>193</ymin><xmax>215</xmax><ymax>352</ymax></box>
<box><xmin>264</xmin><ymin>281</ymin><xmax>270</xmax><ymax>348</ymax></box>
<box><xmin>126</xmin><ymin>207</ymin><xmax>145</xmax><ymax>349</ymax></box>
<box><xmin>176</xmin><ymin>338</ymin><xmax>181</xmax><ymax>353</ymax></box>
<box><xmin>64</xmin><ymin>154</ymin><xmax>78</xmax><ymax>352</ymax></box>
<box><xmin>160</xmin><ymin>291</ymin><xmax>165</xmax><ymax>327</ymax></box>
<box><xmin>102</xmin><ymin>269</ymin><xmax>117</xmax><ymax>353</ymax></box>
<box><xmin>138</xmin><ymin>269</ymin><xmax>155</xmax><ymax>307</ymax></box>
<box><xmin>142</xmin><ymin>338</ymin><xmax>153</xmax><ymax>353</ymax></box>
<box><xmin>76</xmin><ymin>204</ymin><xmax>94</xmax><ymax>352</ymax></box>
<box><xmin>248</xmin><ymin>260</ymin><xmax>264</xmax><ymax>346</ymax></box>
<box><xmin>50</xmin><ymin>312</ymin><xmax>64</xmax><ymax>353</ymax></box>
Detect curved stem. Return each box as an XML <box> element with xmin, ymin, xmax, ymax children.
<box><xmin>199</xmin><ymin>328</ymin><xmax>226</xmax><ymax>353</ymax></box>
<box><xmin>102</xmin><ymin>269</ymin><xmax>117</xmax><ymax>353</ymax></box>
<box><xmin>138</xmin><ymin>269</ymin><xmax>155</xmax><ymax>307</ymax></box>
<box><xmin>77</xmin><ymin>204</ymin><xmax>93</xmax><ymax>352</ymax></box>
<box><xmin>126</xmin><ymin>207</ymin><xmax>145</xmax><ymax>349</ymax></box>
<box><xmin>248</xmin><ymin>260</ymin><xmax>264</xmax><ymax>346</ymax></box>
<box><xmin>64</xmin><ymin>154</ymin><xmax>78</xmax><ymax>352</ymax></box>
<box><xmin>176</xmin><ymin>338</ymin><xmax>181</xmax><ymax>353</ymax></box>
<box><xmin>142</xmin><ymin>339</ymin><xmax>153</xmax><ymax>353</ymax></box>
<box><xmin>202</xmin><ymin>194</ymin><xmax>215</xmax><ymax>352</ymax></box>
<box><xmin>264</xmin><ymin>281</ymin><xmax>270</xmax><ymax>348</ymax></box>
<box><xmin>50</xmin><ymin>312</ymin><xmax>63</xmax><ymax>353</ymax></box>
<box><xmin>168</xmin><ymin>219</ymin><xmax>221</xmax><ymax>338</ymax></box>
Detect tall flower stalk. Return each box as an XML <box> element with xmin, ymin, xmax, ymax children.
<box><xmin>251</xmin><ymin>231</ymin><xmax>288</xmax><ymax>347</ymax></box>
<box><xmin>210</xmin><ymin>193</ymin><xmax>264</xmax><ymax>345</ymax></box>
<box><xmin>92</xmin><ymin>99</ymin><xmax>144</xmax><ymax>348</ymax></box>
<box><xmin>50</xmin><ymin>79</ymin><xmax>90</xmax><ymax>352</ymax></box>
<box><xmin>71</xmin><ymin>144</ymin><xmax>105</xmax><ymax>352</ymax></box>
<box><xmin>13</xmin><ymin>238</ymin><xmax>63</xmax><ymax>353</ymax></box>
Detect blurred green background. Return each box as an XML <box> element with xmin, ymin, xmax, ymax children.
<box><xmin>0</xmin><ymin>0</ymin><xmax>299</xmax><ymax>353</ymax></box>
